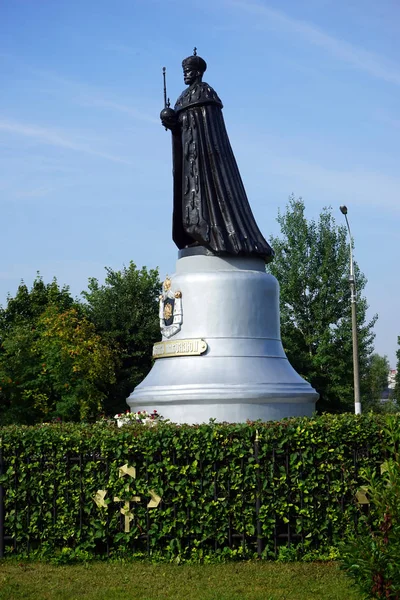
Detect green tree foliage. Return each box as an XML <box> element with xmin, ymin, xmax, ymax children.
<box><xmin>363</xmin><ymin>353</ymin><xmax>390</xmax><ymax>412</ymax></box>
<box><xmin>0</xmin><ymin>274</ymin><xmax>75</xmax><ymax>332</ymax></box>
<box><xmin>82</xmin><ymin>262</ymin><xmax>160</xmax><ymax>415</ymax></box>
<box><xmin>34</xmin><ymin>306</ymin><xmax>117</xmax><ymax>421</ymax></box>
<box><xmin>0</xmin><ymin>276</ymin><xmax>76</xmax><ymax>424</ymax></box>
<box><xmin>341</xmin><ymin>417</ymin><xmax>400</xmax><ymax>598</ymax></box>
<box><xmin>0</xmin><ymin>276</ymin><xmax>116</xmax><ymax>424</ymax></box>
<box><xmin>266</xmin><ymin>196</ymin><xmax>376</xmax><ymax>412</ymax></box>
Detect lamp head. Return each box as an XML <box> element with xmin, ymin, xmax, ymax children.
<box><xmin>340</xmin><ymin>205</ymin><xmax>348</xmax><ymax>215</ymax></box>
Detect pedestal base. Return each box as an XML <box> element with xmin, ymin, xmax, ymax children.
<box><xmin>127</xmin><ymin>253</ymin><xmax>318</xmax><ymax>424</ymax></box>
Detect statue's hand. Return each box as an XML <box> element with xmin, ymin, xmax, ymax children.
<box><xmin>160</xmin><ymin>107</ymin><xmax>177</xmax><ymax>131</ymax></box>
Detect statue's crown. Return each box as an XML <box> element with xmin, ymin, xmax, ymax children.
<box><xmin>182</xmin><ymin>47</ymin><xmax>207</xmax><ymax>73</ymax></box>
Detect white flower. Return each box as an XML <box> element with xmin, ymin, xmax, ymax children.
<box><xmin>114</xmin><ymin>409</ymin><xmax>161</xmax><ymax>427</ymax></box>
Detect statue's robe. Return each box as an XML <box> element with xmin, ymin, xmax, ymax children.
<box><xmin>171</xmin><ymin>81</ymin><xmax>273</xmax><ymax>262</ymax></box>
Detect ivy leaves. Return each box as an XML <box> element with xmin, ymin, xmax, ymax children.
<box><xmin>0</xmin><ymin>414</ymin><xmax>391</xmax><ymax>562</ymax></box>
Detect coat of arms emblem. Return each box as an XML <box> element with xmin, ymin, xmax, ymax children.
<box><xmin>159</xmin><ymin>276</ymin><xmax>183</xmax><ymax>338</ymax></box>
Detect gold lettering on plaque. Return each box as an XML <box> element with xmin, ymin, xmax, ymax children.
<box><xmin>152</xmin><ymin>338</ymin><xmax>208</xmax><ymax>359</ymax></box>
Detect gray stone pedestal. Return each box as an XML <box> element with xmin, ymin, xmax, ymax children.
<box><xmin>127</xmin><ymin>253</ymin><xmax>318</xmax><ymax>423</ymax></box>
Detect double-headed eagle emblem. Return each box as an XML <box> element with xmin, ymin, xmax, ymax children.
<box><xmin>159</xmin><ymin>276</ymin><xmax>183</xmax><ymax>338</ymax></box>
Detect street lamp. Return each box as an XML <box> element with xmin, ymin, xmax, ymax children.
<box><xmin>340</xmin><ymin>205</ymin><xmax>361</xmax><ymax>415</ymax></box>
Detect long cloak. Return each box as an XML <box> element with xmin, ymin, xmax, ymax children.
<box><xmin>171</xmin><ymin>81</ymin><xmax>273</xmax><ymax>262</ymax></box>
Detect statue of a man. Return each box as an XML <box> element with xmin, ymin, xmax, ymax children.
<box><xmin>160</xmin><ymin>51</ymin><xmax>273</xmax><ymax>262</ymax></box>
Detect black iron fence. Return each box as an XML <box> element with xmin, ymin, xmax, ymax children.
<box><xmin>0</xmin><ymin>435</ymin><xmax>375</xmax><ymax>559</ymax></box>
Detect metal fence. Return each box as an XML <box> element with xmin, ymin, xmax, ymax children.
<box><xmin>0</xmin><ymin>438</ymin><xmax>373</xmax><ymax>559</ymax></box>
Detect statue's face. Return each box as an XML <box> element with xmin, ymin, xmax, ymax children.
<box><xmin>183</xmin><ymin>66</ymin><xmax>200</xmax><ymax>85</ymax></box>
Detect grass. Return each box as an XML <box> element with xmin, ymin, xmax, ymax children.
<box><xmin>0</xmin><ymin>560</ymin><xmax>359</xmax><ymax>600</ymax></box>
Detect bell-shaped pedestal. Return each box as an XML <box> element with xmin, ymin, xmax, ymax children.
<box><xmin>127</xmin><ymin>253</ymin><xmax>318</xmax><ymax>423</ymax></box>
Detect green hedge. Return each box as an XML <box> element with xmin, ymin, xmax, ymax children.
<box><xmin>0</xmin><ymin>414</ymin><xmax>393</xmax><ymax>562</ymax></box>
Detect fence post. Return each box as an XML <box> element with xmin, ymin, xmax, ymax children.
<box><xmin>0</xmin><ymin>439</ymin><xmax>5</xmax><ymax>558</ymax></box>
<box><xmin>254</xmin><ymin>430</ymin><xmax>262</xmax><ymax>557</ymax></box>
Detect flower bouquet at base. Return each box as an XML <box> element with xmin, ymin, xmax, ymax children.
<box><xmin>114</xmin><ymin>409</ymin><xmax>163</xmax><ymax>427</ymax></box>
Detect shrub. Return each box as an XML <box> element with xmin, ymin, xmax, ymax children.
<box><xmin>341</xmin><ymin>416</ymin><xmax>400</xmax><ymax>599</ymax></box>
<box><xmin>0</xmin><ymin>414</ymin><xmax>395</xmax><ymax>562</ymax></box>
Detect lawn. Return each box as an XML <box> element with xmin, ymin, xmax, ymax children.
<box><xmin>0</xmin><ymin>561</ymin><xmax>359</xmax><ymax>600</ymax></box>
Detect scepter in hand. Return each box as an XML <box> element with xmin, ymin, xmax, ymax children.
<box><xmin>160</xmin><ymin>66</ymin><xmax>175</xmax><ymax>131</ymax></box>
<box><xmin>163</xmin><ymin>67</ymin><xmax>170</xmax><ymax>110</ymax></box>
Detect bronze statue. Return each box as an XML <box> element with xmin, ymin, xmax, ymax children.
<box><xmin>160</xmin><ymin>50</ymin><xmax>273</xmax><ymax>262</ymax></box>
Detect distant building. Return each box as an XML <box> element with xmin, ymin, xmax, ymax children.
<box><xmin>388</xmin><ymin>369</ymin><xmax>397</xmax><ymax>390</ymax></box>
<box><xmin>381</xmin><ymin>369</ymin><xmax>397</xmax><ymax>404</ymax></box>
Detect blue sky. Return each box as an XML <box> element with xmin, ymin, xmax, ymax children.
<box><xmin>1</xmin><ymin>0</ymin><xmax>399</xmax><ymax>366</ymax></box>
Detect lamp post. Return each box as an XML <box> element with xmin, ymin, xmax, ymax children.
<box><xmin>340</xmin><ymin>205</ymin><xmax>361</xmax><ymax>415</ymax></box>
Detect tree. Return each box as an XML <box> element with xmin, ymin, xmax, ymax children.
<box><xmin>363</xmin><ymin>353</ymin><xmax>390</xmax><ymax>411</ymax></box>
<box><xmin>266</xmin><ymin>196</ymin><xmax>376</xmax><ymax>412</ymax></box>
<box><xmin>81</xmin><ymin>262</ymin><xmax>160</xmax><ymax>415</ymax></box>
<box><xmin>34</xmin><ymin>306</ymin><xmax>117</xmax><ymax>421</ymax></box>
<box><xmin>0</xmin><ymin>321</ymin><xmax>41</xmax><ymax>424</ymax></box>
<box><xmin>0</xmin><ymin>274</ymin><xmax>76</xmax><ymax>331</ymax></box>
<box><xmin>0</xmin><ymin>276</ymin><xmax>117</xmax><ymax>424</ymax></box>
<box><xmin>0</xmin><ymin>275</ymin><xmax>78</xmax><ymax>424</ymax></box>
